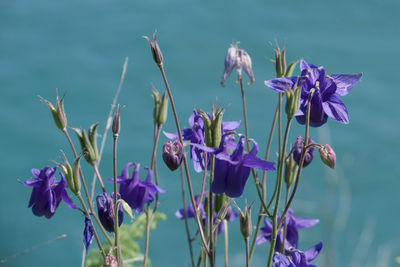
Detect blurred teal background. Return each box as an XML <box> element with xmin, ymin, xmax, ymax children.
<box><xmin>1</xmin><ymin>0</ymin><xmax>399</xmax><ymax>266</ymax></box>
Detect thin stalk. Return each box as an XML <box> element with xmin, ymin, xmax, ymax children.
<box><xmin>180</xmin><ymin>166</ymin><xmax>196</xmax><ymax>267</ymax></box>
<box><xmin>197</xmin><ymin>152</ymin><xmax>208</xmax><ymax>211</ymax></box>
<box><xmin>92</xmin><ymin>163</ymin><xmax>106</xmax><ymax>193</ymax></box>
<box><xmin>143</xmin><ymin>205</ymin><xmax>151</xmax><ymax>267</ymax></box>
<box><xmin>249</xmin><ymin>97</ymin><xmax>279</xmax><ymax>260</ymax></box>
<box><xmin>158</xmin><ymin>64</ymin><xmax>209</xmax><ymax>253</ymax></box>
<box><xmin>63</xmin><ymin>130</ymin><xmax>112</xmax><ymax>244</ymax></box>
<box><xmin>277</xmin><ymin>90</ymin><xmax>314</xmax><ymax>229</ymax></box>
<box><xmin>280</xmin><ymin>186</ymin><xmax>290</xmax><ymax>253</ymax></box>
<box><xmin>223</xmin><ymin>220</ymin><xmax>229</xmax><ymax>267</ymax></box>
<box><xmin>208</xmin><ymin>155</ymin><xmax>215</xmax><ymax>267</ymax></box>
<box><xmin>113</xmin><ymin>136</ymin><xmax>123</xmax><ymax>266</ymax></box>
<box><xmin>266</xmin><ymin>118</ymin><xmax>292</xmax><ymax>267</ymax></box>
<box><xmin>76</xmin><ymin>193</ymin><xmax>106</xmax><ymax>258</ymax></box>
<box><xmin>245</xmin><ymin>238</ymin><xmax>250</xmax><ymax>267</ymax></box>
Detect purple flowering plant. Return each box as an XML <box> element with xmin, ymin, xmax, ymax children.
<box><xmin>19</xmin><ymin>35</ymin><xmax>361</xmax><ymax>267</ymax></box>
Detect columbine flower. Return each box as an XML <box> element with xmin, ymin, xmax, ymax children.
<box><xmin>256</xmin><ymin>209</ymin><xmax>319</xmax><ymax>250</ymax></box>
<box><xmin>265</xmin><ymin>59</ymin><xmax>362</xmax><ymax>127</ymax></box>
<box><xmin>110</xmin><ymin>163</ymin><xmax>165</xmax><ymax>213</ymax></box>
<box><xmin>191</xmin><ymin>135</ymin><xmax>275</xmax><ymax>198</ymax></box>
<box><xmin>221</xmin><ymin>44</ymin><xmax>255</xmax><ymax>86</ymax></box>
<box><xmin>96</xmin><ymin>192</ymin><xmax>124</xmax><ymax>232</ymax></box>
<box><xmin>293</xmin><ymin>136</ymin><xmax>315</xmax><ymax>168</ymax></box>
<box><xmin>83</xmin><ymin>216</ymin><xmax>94</xmax><ymax>254</ymax></box>
<box><xmin>20</xmin><ymin>166</ymin><xmax>76</xmax><ymax>218</ymax></box>
<box><xmin>272</xmin><ymin>242</ymin><xmax>323</xmax><ymax>267</ymax></box>
<box><xmin>162</xmin><ymin>140</ymin><xmax>183</xmax><ymax>171</ymax></box>
<box><xmin>165</xmin><ymin>109</ymin><xmax>240</xmax><ymax>173</ymax></box>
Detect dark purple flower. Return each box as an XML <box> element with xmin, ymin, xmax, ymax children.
<box><xmin>293</xmin><ymin>136</ymin><xmax>315</xmax><ymax>168</ymax></box>
<box><xmin>164</xmin><ymin>109</ymin><xmax>240</xmax><ymax>173</ymax></box>
<box><xmin>83</xmin><ymin>216</ymin><xmax>94</xmax><ymax>254</ymax></box>
<box><xmin>110</xmin><ymin>163</ymin><xmax>165</xmax><ymax>213</ymax></box>
<box><xmin>273</xmin><ymin>242</ymin><xmax>323</xmax><ymax>267</ymax></box>
<box><xmin>162</xmin><ymin>140</ymin><xmax>184</xmax><ymax>171</ymax></box>
<box><xmin>265</xmin><ymin>59</ymin><xmax>362</xmax><ymax>127</ymax></box>
<box><xmin>20</xmin><ymin>166</ymin><xmax>77</xmax><ymax>218</ymax></box>
<box><xmin>256</xmin><ymin>209</ymin><xmax>319</xmax><ymax>250</ymax></box>
<box><xmin>96</xmin><ymin>192</ymin><xmax>124</xmax><ymax>232</ymax></box>
<box><xmin>194</xmin><ymin>135</ymin><xmax>275</xmax><ymax>198</ymax></box>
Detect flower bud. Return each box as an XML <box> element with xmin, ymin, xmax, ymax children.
<box><xmin>71</xmin><ymin>155</ymin><xmax>82</xmax><ymax>194</ymax></box>
<box><xmin>284</xmin><ymin>154</ymin><xmax>297</xmax><ymax>187</ymax></box>
<box><xmin>284</xmin><ymin>85</ymin><xmax>301</xmax><ymax>120</ymax></box>
<box><xmin>72</xmin><ymin>124</ymin><xmax>99</xmax><ymax>164</ymax></box>
<box><xmin>235</xmin><ymin>203</ymin><xmax>253</xmax><ymax>239</ymax></box>
<box><xmin>144</xmin><ymin>32</ymin><xmax>163</xmax><ymax>66</ymax></box>
<box><xmin>319</xmin><ymin>144</ymin><xmax>336</xmax><ymax>169</ymax></box>
<box><xmin>293</xmin><ymin>136</ymin><xmax>315</xmax><ymax>168</ymax></box>
<box><xmin>200</xmin><ymin>108</ymin><xmax>224</xmax><ymax>148</ymax></box>
<box><xmin>40</xmin><ymin>95</ymin><xmax>67</xmax><ymax>131</ymax></box>
<box><xmin>221</xmin><ymin>44</ymin><xmax>254</xmax><ymax>86</ymax></box>
<box><xmin>157</xmin><ymin>92</ymin><xmax>168</xmax><ymax>125</ymax></box>
<box><xmin>273</xmin><ymin>45</ymin><xmax>286</xmax><ymax>78</ymax></box>
<box><xmin>96</xmin><ymin>192</ymin><xmax>124</xmax><ymax>233</ymax></box>
<box><xmin>112</xmin><ymin>106</ymin><xmax>121</xmax><ymax>137</ymax></box>
<box><xmin>162</xmin><ymin>140</ymin><xmax>183</xmax><ymax>171</ymax></box>
<box><xmin>152</xmin><ymin>89</ymin><xmax>161</xmax><ymax>122</ymax></box>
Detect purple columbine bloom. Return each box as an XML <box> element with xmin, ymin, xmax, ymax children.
<box><xmin>293</xmin><ymin>136</ymin><xmax>315</xmax><ymax>168</ymax></box>
<box><xmin>83</xmin><ymin>216</ymin><xmax>94</xmax><ymax>254</ymax></box>
<box><xmin>164</xmin><ymin>109</ymin><xmax>240</xmax><ymax>173</ymax></box>
<box><xmin>96</xmin><ymin>192</ymin><xmax>124</xmax><ymax>232</ymax></box>
<box><xmin>273</xmin><ymin>242</ymin><xmax>323</xmax><ymax>267</ymax></box>
<box><xmin>256</xmin><ymin>209</ymin><xmax>319</xmax><ymax>250</ymax></box>
<box><xmin>110</xmin><ymin>163</ymin><xmax>165</xmax><ymax>213</ymax></box>
<box><xmin>192</xmin><ymin>135</ymin><xmax>275</xmax><ymax>198</ymax></box>
<box><xmin>265</xmin><ymin>59</ymin><xmax>362</xmax><ymax>127</ymax></box>
<box><xmin>20</xmin><ymin>166</ymin><xmax>76</xmax><ymax>218</ymax></box>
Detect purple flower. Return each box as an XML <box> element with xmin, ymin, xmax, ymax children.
<box><xmin>265</xmin><ymin>59</ymin><xmax>362</xmax><ymax>127</ymax></box>
<box><xmin>110</xmin><ymin>163</ymin><xmax>165</xmax><ymax>213</ymax></box>
<box><xmin>20</xmin><ymin>166</ymin><xmax>76</xmax><ymax>218</ymax></box>
<box><xmin>165</xmin><ymin>109</ymin><xmax>240</xmax><ymax>173</ymax></box>
<box><xmin>162</xmin><ymin>140</ymin><xmax>184</xmax><ymax>171</ymax></box>
<box><xmin>96</xmin><ymin>192</ymin><xmax>124</xmax><ymax>232</ymax></box>
<box><xmin>293</xmin><ymin>136</ymin><xmax>315</xmax><ymax>168</ymax></box>
<box><xmin>273</xmin><ymin>242</ymin><xmax>323</xmax><ymax>267</ymax></box>
<box><xmin>256</xmin><ymin>209</ymin><xmax>319</xmax><ymax>250</ymax></box>
<box><xmin>194</xmin><ymin>135</ymin><xmax>275</xmax><ymax>198</ymax></box>
<box><xmin>83</xmin><ymin>216</ymin><xmax>94</xmax><ymax>254</ymax></box>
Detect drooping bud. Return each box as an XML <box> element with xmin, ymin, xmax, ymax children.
<box><xmin>284</xmin><ymin>84</ymin><xmax>301</xmax><ymax>119</ymax></box>
<box><xmin>157</xmin><ymin>92</ymin><xmax>168</xmax><ymax>125</ymax></box>
<box><xmin>293</xmin><ymin>136</ymin><xmax>315</xmax><ymax>168</ymax></box>
<box><xmin>235</xmin><ymin>202</ymin><xmax>253</xmax><ymax>239</ymax></box>
<box><xmin>144</xmin><ymin>32</ymin><xmax>163</xmax><ymax>66</ymax></box>
<box><xmin>221</xmin><ymin>44</ymin><xmax>255</xmax><ymax>86</ymax></box>
<box><xmin>72</xmin><ymin>124</ymin><xmax>99</xmax><ymax>164</ymax></box>
<box><xmin>319</xmin><ymin>144</ymin><xmax>336</xmax><ymax>169</ymax></box>
<box><xmin>162</xmin><ymin>140</ymin><xmax>183</xmax><ymax>171</ymax></box>
<box><xmin>284</xmin><ymin>154</ymin><xmax>297</xmax><ymax>187</ymax></box>
<box><xmin>112</xmin><ymin>105</ymin><xmax>121</xmax><ymax>137</ymax></box>
<box><xmin>40</xmin><ymin>95</ymin><xmax>67</xmax><ymax>131</ymax></box>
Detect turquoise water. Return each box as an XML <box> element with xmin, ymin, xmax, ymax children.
<box><xmin>1</xmin><ymin>0</ymin><xmax>399</xmax><ymax>266</ymax></box>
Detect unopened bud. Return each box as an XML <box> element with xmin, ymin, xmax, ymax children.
<box><xmin>152</xmin><ymin>89</ymin><xmax>161</xmax><ymax>123</ymax></box>
<box><xmin>40</xmin><ymin>95</ymin><xmax>67</xmax><ymax>131</ymax></box>
<box><xmin>71</xmin><ymin>156</ymin><xmax>82</xmax><ymax>194</ymax></box>
<box><xmin>284</xmin><ymin>85</ymin><xmax>301</xmax><ymax>119</ymax></box>
<box><xmin>144</xmin><ymin>32</ymin><xmax>163</xmax><ymax>66</ymax></box>
<box><xmin>73</xmin><ymin>124</ymin><xmax>99</xmax><ymax>164</ymax></box>
<box><xmin>157</xmin><ymin>92</ymin><xmax>168</xmax><ymax>125</ymax></box>
<box><xmin>200</xmin><ymin>108</ymin><xmax>224</xmax><ymax>148</ymax></box>
<box><xmin>319</xmin><ymin>144</ymin><xmax>336</xmax><ymax>169</ymax></box>
<box><xmin>162</xmin><ymin>140</ymin><xmax>183</xmax><ymax>171</ymax></box>
<box><xmin>293</xmin><ymin>136</ymin><xmax>315</xmax><ymax>168</ymax></box>
<box><xmin>235</xmin><ymin>202</ymin><xmax>253</xmax><ymax>239</ymax></box>
<box><xmin>284</xmin><ymin>154</ymin><xmax>297</xmax><ymax>187</ymax></box>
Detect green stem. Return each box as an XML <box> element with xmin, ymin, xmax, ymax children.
<box><xmin>113</xmin><ymin>136</ymin><xmax>123</xmax><ymax>266</ymax></box>
<box><xmin>277</xmin><ymin>89</ymin><xmax>314</xmax><ymax>229</ymax></box>
<box><xmin>249</xmin><ymin>96</ymin><xmax>279</xmax><ymax>260</ymax></box>
<box><xmin>266</xmin><ymin>117</ymin><xmax>292</xmax><ymax>267</ymax></box>
<box><xmin>223</xmin><ymin>220</ymin><xmax>229</xmax><ymax>267</ymax></box>
<box><xmin>280</xmin><ymin>186</ymin><xmax>290</xmax><ymax>253</ymax></box>
<box><xmin>158</xmin><ymin>64</ymin><xmax>209</xmax><ymax>254</ymax></box>
<box><xmin>92</xmin><ymin>163</ymin><xmax>106</xmax><ymax>193</ymax></box>
<box><xmin>245</xmin><ymin>238</ymin><xmax>250</xmax><ymax>267</ymax></box>
<box><xmin>208</xmin><ymin>155</ymin><xmax>215</xmax><ymax>267</ymax></box>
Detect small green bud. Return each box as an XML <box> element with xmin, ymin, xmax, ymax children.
<box><xmin>72</xmin><ymin>125</ymin><xmax>98</xmax><ymax>164</ymax></box>
<box><xmin>199</xmin><ymin>110</ymin><xmax>213</xmax><ymax>147</ymax></box>
<box><xmin>274</xmin><ymin>45</ymin><xmax>286</xmax><ymax>78</ymax></box>
<box><xmin>284</xmin><ymin>154</ymin><xmax>297</xmax><ymax>187</ymax></box>
<box><xmin>157</xmin><ymin>92</ymin><xmax>168</xmax><ymax>125</ymax></box>
<box><xmin>214</xmin><ymin>193</ymin><xmax>227</xmax><ymax>213</ymax></box>
<box><xmin>71</xmin><ymin>155</ymin><xmax>82</xmax><ymax>194</ymax></box>
<box><xmin>284</xmin><ymin>85</ymin><xmax>301</xmax><ymax>120</ymax></box>
<box><xmin>40</xmin><ymin>95</ymin><xmax>67</xmax><ymax>131</ymax></box>
<box><xmin>212</xmin><ymin>108</ymin><xmax>224</xmax><ymax>148</ymax></box>
<box><xmin>235</xmin><ymin>202</ymin><xmax>253</xmax><ymax>239</ymax></box>
<box><xmin>285</xmin><ymin>60</ymin><xmax>298</xmax><ymax>77</ymax></box>
<box><xmin>88</xmin><ymin>123</ymin><xmax>99</xmax><ymax>162</ymax></box>
<box><xmin>152</xmin><ymin>89</ymin><xmax>161</xmax><ymax>123</ymax></box>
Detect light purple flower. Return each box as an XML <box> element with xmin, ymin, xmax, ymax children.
<box><xmin>20</xmin><ymin>166</ymin><xmax>76</xmax><ymax>218</ymax></box>
<box><xmin>110</xmin><ymin>163</ymin><xmax>165</xmax><ymax>213</ymax></box>
<box><xmin>273</xmin><ymin>242</ymin><xmax>323</xmax><ymax>267</ymax></box>
<box><xmin>265</xmin><ymin>59</ymin><xmax>362</xmax><ymax>127</ymax></box>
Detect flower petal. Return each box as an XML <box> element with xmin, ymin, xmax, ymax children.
<box><xmin>295</xmin><ymin>217</ymin><xmax>319</xmax><ymax>228</ymax></box>
<box><xmin>304</xmin><ymin>241</ymin><xmax>323</xmax><ymax>262</ymax></box>
<box><xmin>331</xmin><ymin>73</ymin><xmax>362</xmax><ymax>96</ymax></box>
<box><xmin>211</xmin><ymin>159</ymin><xmax>229</xmax><ymax>194</ymax></box>
<box><xmin>264</xmin><ymin>77</ymin><xmax>297</xmax><ymax>93</ymax></box>
<box><xmin>222</xmin><ymin>121</ymin><xmax>241</xmax><ymax>132</ymax></box>
<box><xmin>322</xmin><ymin>94</ymin><xmax>349</xmax><ymax>124</ymax></box>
